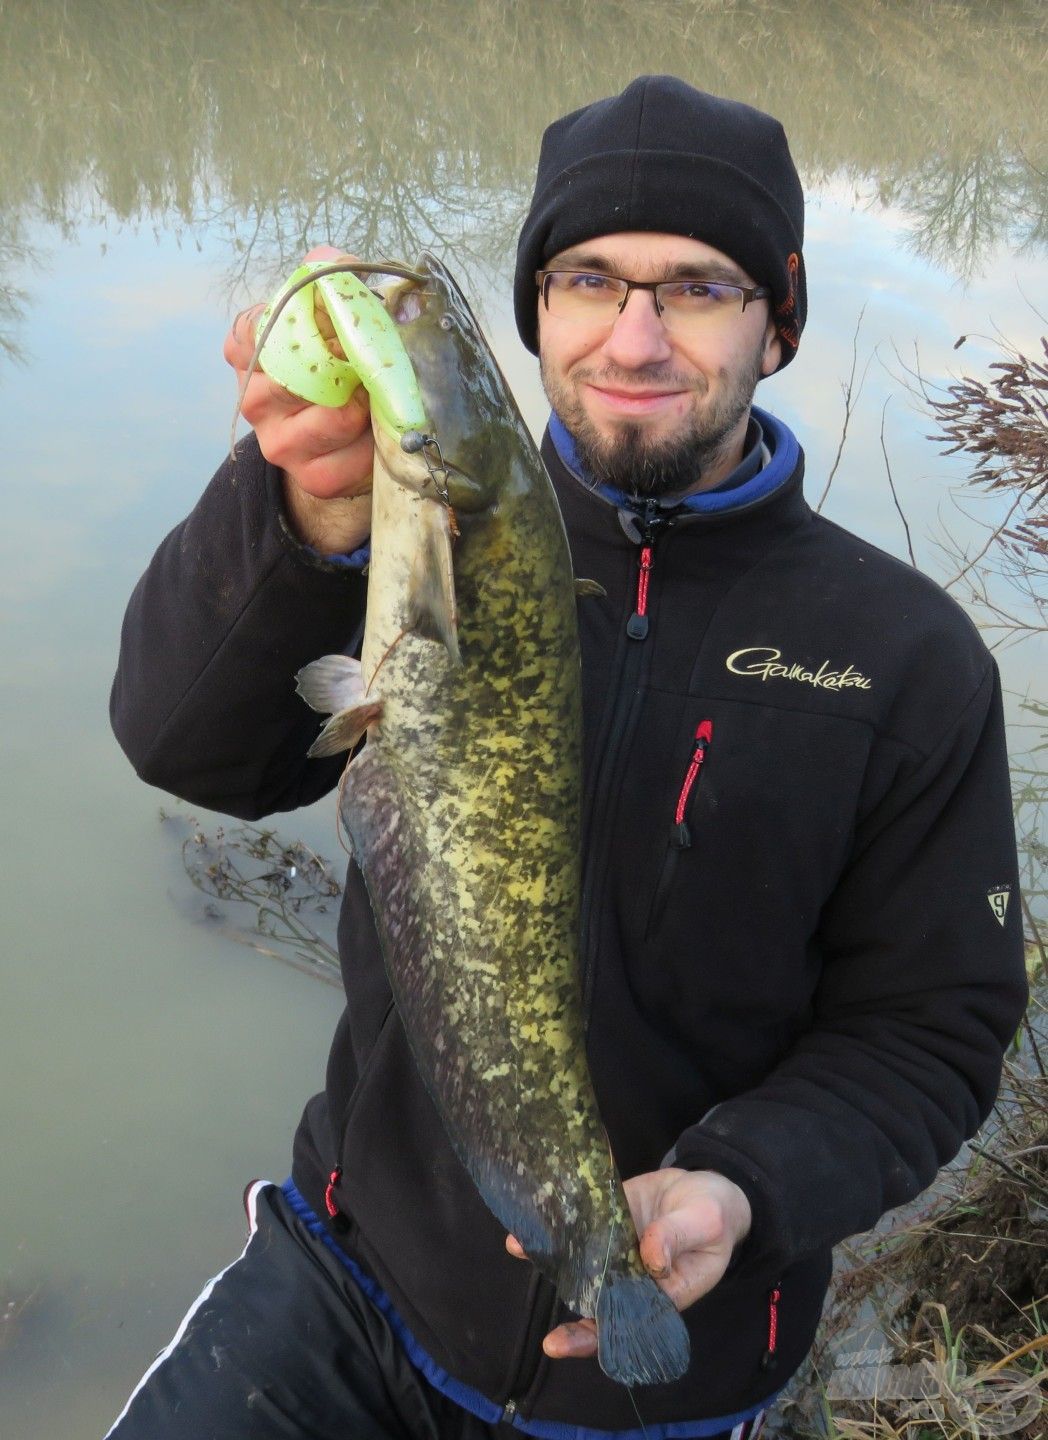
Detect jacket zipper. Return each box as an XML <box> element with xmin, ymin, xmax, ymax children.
<box><xmin>627</xmin><ymin>544</ymin><xmax>654</xmax><ymax>638</ymax></box>
<box><xmin>626</xmin><ymin>501</ymin><xmax>672</xmax><ymax>640</ymax></box>
<box><xmin>579</xmin><ymin>506</ymin><xmax>674</xmax><ymax>1022</ymax></box>
<box><xmin>645</xmin><ymin>719</ymin><xmax>713</xmax><ymax>938</ymax></box>
<box><xmin>499</xmin><ymin>1275</ymin><xmax>559</xmax><ymax>1421</ymax></box>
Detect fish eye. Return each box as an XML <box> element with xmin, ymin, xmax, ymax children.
<box><xmin>439</xmin><ymin>314</ymin><xmax>456</xmax><ymax>331</ymax></box>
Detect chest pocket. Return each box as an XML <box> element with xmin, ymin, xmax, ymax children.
<box><xmin>625</xmin><ymin>696</ymin><xmax>871</xmax><ymax>1020</ymax></box>
<box><xmin>645</xmin><ymin>717</ymin><xmax>713</xmax><ymax>938</ymax></box>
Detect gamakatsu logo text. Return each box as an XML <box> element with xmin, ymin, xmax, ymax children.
<box><xmin>726</xmin><ymin>646</ymin><xmax>873</xmax><ymax>692</ymax></box>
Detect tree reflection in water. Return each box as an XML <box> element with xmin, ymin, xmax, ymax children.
<box><xmin>0</xmin><ymin>0</ymin><xmax>1044</xmax><ymax>358</ymax></box>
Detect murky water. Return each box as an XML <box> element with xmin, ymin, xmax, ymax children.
<box><xmin>1</xmin><ymin>2</ymin><xmax>1045</xmax><ymax>1434</ymax></box>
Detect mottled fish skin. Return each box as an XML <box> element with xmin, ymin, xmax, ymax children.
<box><xmin>320</xmin><ymin>256</ymin><xmax>689</xmax><ymax>1385</ymax></box>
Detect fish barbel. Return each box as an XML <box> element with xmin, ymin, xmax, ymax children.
<box><xmin>262</xmin><ymin>255</ymin><xmax>689</xmax><ymax>1387</ymax></box>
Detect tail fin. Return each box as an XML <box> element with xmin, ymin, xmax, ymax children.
<box><xmin>595</xmin><ymin>1273</ymin><xmax>690</xmax><ymax>1387</ymax></box>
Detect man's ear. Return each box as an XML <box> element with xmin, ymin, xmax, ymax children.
<box><xmin>761</xmin><ymin>318</ymin><xmax>782</xmax><ymax>377</ymax></box>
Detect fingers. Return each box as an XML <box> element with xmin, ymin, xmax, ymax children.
<box><xmin>511</xmin><ymin>1172</ymin><xmax>753</xmax><ymax>1366</ymax></box>
<box><xmin>504</xmin><ymin>1236</ymin><xmax>597</xmax><ymax>1360</ymax></box>
<box><xmin>507</xmin><ymin>1175</ymin><xmax>734</xmax><ymax>1364</ymax></box>
<box><xmin>543</xmin><ymin>1318</ymin><xmax>597</xmax><ymax>1361</ymax></box>
<box><xmin>639</xmin><ymin>1223</ymin><xmax>730</xmax><ymax>1310</ymax></box>
<box><xmin>222</xmin><ymin>247</ymin><xmax>360</xmax><ymax>371</ymax></box>
<box><xmin>638</xmin><ymin>1195</ymin><xmax>729</xmax><ymax>1270</ymax></box>
<box><xmin>223</xmin><ymin>302</ymin><xmax>266</xmax><ymax>372</ymax></box>
<box><xmin>504</xmin><ymin>1236</ymin><xmax>596</xmax><ymax>1358</ymax></box>
<box><xmin>506</xmin><ymin>1238</ymin><xmax>598</xmax><ymax>1359</ymax></box>
<box><xmin>303</xmin><ymin>247</ymin><xmax>362</xmax><ymax>360</ymax></box>
<box><xmin>243</xmin><ymin>371</ymin><xmax>367</xmax><ymax>440</ymax></box>
<box><xmin>223</xmin><ymin>244</ymin><xmax>376</xmax><ymax>501</ymax></box>
<box><xmin>630</xmin><ymin>1171</ymin><xmax>750</xmax><ymax>1311</ymax></box>
<box><xmin>638</xmin><ymin>1225</ymin><xmax>672</xmax><ymax>1281</ymax></box>
<box><xmin>304</xmin><ymin>244</ymin><xmax>359</xmax><ymax>265</ymax></box>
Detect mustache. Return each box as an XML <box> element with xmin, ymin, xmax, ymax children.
<box><xmin>573</xmin><ymin>362</ymin><xmax>702</xmax><ymax>390</ymax></box>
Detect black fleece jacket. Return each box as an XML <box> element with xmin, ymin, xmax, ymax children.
<box><xmin>111</xmin><ymin>427</ymin><xmax>1027</xmax><ymax>1434</ymax></box>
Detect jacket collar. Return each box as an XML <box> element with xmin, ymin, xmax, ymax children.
<box><xmin>549</xmin><ymin>404</ymin><xmax>799</xmax><ymax>508</ymax></box>
<box><xmin>544</xmin><ymin>404</ymin><xmax>807</xmax><ymax>538</ymax></box>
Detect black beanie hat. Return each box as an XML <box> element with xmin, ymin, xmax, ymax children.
<box><xmin>514</xmin><ymin>76</ymin><xmax>806</xmax><ymax>370</ymax></box>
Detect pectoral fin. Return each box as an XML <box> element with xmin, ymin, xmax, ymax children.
<box><xmin>296</xmin><ymin>655</ymin><xmax>366</xmax><ymax>714</ymax></box>
<box><xmin>306</xmin><ymin>701</ymin><xmax>383</xmax><ymax>758</ymax></box>
<box><xmin>574</xmin><ymin>578</ymin><xmax>607</xmax><ymax>598</ymax></box>
<box><xmin>407</xmin><ymin>504</ymin><xmax>460</xmax><ymax>664</ymax></box>
<box><xmin>444</xmin><ymin>471</ymin><xmax>491</xmax><ymax>514</ymax></box>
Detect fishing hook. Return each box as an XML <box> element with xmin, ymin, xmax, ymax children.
<box><xmin>401</xmin><ymin>430</ymin><xmax>452</xmax><ymax>506</ymax></box>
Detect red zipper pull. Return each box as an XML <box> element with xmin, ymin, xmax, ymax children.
<box><xmin>674</xmin><ymin>719</ymin><xmax>713</xmax><ymax>847</ymax></box>
<box><xmin>761</xmin><ymin>1284</ymin><xmax>782</xmax><ymax>1369</ymax></box>
<box><xmin>626</xmin><ymin>501</ymin><xmax>676</xmax><ymax>639</ymax></box>
<box><xmin>324</xmin><ymin>1165</ymin><xmax>343</xmax><ymax>1218</ymax></box>
<box><xmin>627</xmin><ymin>544</ymin><xmax>654</xmax><ymax>639</ymax></box>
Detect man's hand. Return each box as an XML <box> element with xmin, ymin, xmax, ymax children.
<box><xmin>505</xmin><ymin>1168</ymin><xmax>752</xmax><ymax>1362</ymax></box>
<box><xmin>223</xmin><ymin>245</ymin><xmax>375</xmax><ymax>556</ymax></box>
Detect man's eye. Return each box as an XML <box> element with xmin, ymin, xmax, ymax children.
<box><xmin>566</xmin><ymin>273</ymin><xmax>615</xmax><ymax>291</ymax></box>
<box><xmin>665</xmin><ymin>281</ymin><xmax>738</xmax><ymax>308</ymax></box>
<box><xmin>668</xmin><ymin>282</ymin><xmax>720</xmax><ymax>301</ymax></box>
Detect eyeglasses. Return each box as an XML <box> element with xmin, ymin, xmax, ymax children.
<box><xmin>536</xmin><ymin>269</ymin><xmax>771</xmax><ymax>332</ymax></box>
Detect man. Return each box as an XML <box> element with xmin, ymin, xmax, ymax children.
<box><xmin>108</xmin><ymin>77</ymin><xmax>1027</xmax><ymax>1439</ymax></box>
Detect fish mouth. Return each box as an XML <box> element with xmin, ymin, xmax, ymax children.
<box><xmin>382</xmin><ymin>253</ymin><xmax>480</xmax><ymax>332</ymax></box>
<box><xmin>388</xmin><ymin>280</ymin><xmax>431</xmax><ymax>326</ymax></box>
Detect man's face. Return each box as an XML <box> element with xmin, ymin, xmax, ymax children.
<box><xmin>537</xmin><ymin>232</ymin><xmax>782</xmax><ymax>498</ymax></box>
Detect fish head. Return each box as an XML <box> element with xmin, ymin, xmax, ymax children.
<box><xmin>379</xmin><ymin>254</ymin><xmax>533</xmax><ymax>512</ymax></box>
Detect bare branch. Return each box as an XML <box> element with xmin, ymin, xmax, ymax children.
<box><xmin>940</xmin><ymin>488</ymin><xmax>1027</xmax><ymax>592</ymax></box>
<box><xmin>815</xmin><ymin>305</ymin><xmax>871</xmax><ymax>514</ymax></box>
<box><xmin>878</xmin><ymin>398</ymin><xmax>916</xmax><ymax>566</ymax></box>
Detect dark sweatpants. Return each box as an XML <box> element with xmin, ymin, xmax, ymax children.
<box><xmin>103</xmin><ymin>1181</ymin><xmax>762</xmax><ymax>1440</ymax></box>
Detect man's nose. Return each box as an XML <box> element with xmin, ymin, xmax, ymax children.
<box><xmin>599</xmin><ymin>288</ymin><xmax>675</xmax><ymax>369</ymax></box>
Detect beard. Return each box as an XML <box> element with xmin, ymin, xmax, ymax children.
<box><xmin>540</xmin><ymin>342</ymin><xmax>766</xmax><ymax>499</ymax></box>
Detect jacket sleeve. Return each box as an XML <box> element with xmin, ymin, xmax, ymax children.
<box><xmin>110</xmin><ymin>434</ymin><xmax>368</xmax><ymax>819</ymax></box>
<box><xmin>671</xmin><ymin>659</ymin><xmax>1029</xmax><ymax>1273</ymax></box>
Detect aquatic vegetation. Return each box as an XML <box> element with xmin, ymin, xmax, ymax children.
<box><xmin>0</xmin><ymin>1282</ymin><xmax>42</xmax><ymax>1353</ymax></box>
<box><xmin>162</xmin><ymin>809</ymin><xmax>342</xmax><ymax>985</ymax></box>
